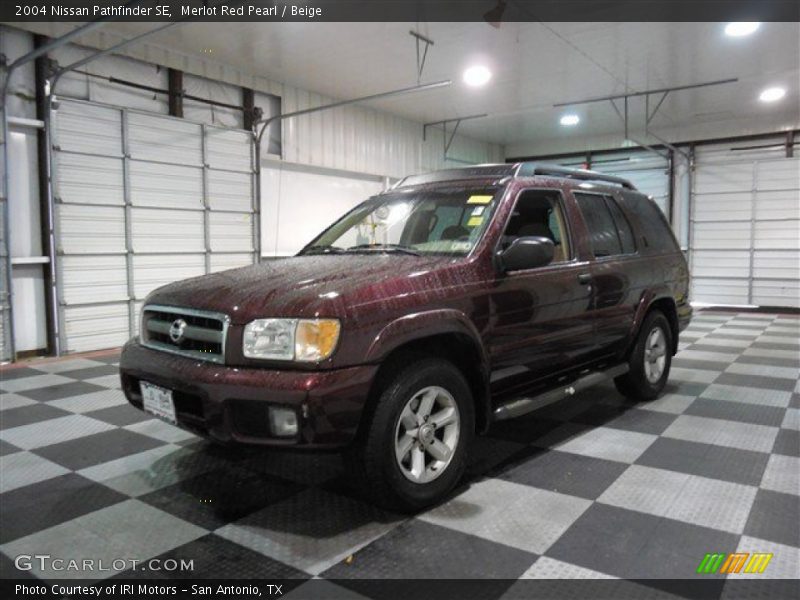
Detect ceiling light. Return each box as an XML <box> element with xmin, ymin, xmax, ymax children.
<box><xmin>560</xmin><ymin>114</ymin><xmax>580</xmax><ymax>126</ymax></box>
<box><xmin>759</xmin><ymin>87</ymin><xmax>786</xmax><ymax>102</ymax></box>
<box><xmin>463</xmin><ymin>66</ymin><xmax>492</xmax><ymax>87</ymax></box>
<box><xmin>724</xmin><ymin>22</ymin><xmax>760</xmax><ymax>37</ymax></box>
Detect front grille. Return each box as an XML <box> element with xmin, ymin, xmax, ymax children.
<box><xmin>141</xmin><ymin>304</ymin><xmax>230</xmax><ymax>364</ymax></box>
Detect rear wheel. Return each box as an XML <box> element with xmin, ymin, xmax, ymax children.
<box><xmin>347</xmin><ymin>358</ymin><xmax>474</xmax><ymax>512</ymax></box>
<box><xmin>615</xmin><ymin>310</ymin><xmax>672</xmax><ymax>401</ymax></box>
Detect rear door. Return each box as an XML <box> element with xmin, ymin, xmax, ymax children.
<box><xmin>572</xmin><ymin>191</ymin><xmax>641</xmax><ymax>357</ymax></box>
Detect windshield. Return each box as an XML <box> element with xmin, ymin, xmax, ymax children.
<box><xmin>300</xmin><ymin>187</ymin><xmax>501</xmax><ymax>257</ymax></box>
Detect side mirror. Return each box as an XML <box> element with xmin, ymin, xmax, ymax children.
<box><xmin>498</xmin><ymin>236</ymin><xmax>555</xmax><ymax>272</ymax></box>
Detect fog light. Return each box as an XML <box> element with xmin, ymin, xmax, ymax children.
<box><xmin>269</xmin><ymin>407</ymin><xmax>298</xmax><ymax>437</ymax></box>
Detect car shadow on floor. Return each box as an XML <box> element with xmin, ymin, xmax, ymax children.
<box><xmin>159</xmin><ymin>380</ymin><xmax>662</xmax><ymax>539</ymax></box>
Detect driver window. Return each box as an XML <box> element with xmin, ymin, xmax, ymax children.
<box><xmin>501</xmin><ymin>190</ymin><xmax>571</xmax><ymax>262</ymax></box>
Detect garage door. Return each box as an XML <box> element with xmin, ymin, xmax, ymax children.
<box><xmin>591</xmin><ymin>151</ymin><xmax>670</xmax><ymax>217</ymax></box>
<box><xmin>690</xmin><ymin>137</ymin><xmax>800</xmax><ymax>308</ymax></box>
<box><xmin>52</xmin><ymin>98</ymin><xmax>256</xmax><ymax>352</ymax></box>
<box><xmin>529</xmin><ymin>149</ymin><xmax>671</xmax><ymax>217</ymax></box>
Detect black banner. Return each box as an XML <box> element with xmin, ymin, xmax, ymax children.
<box><xmin>3</xmin><ymin>0</ymin><xmax>800</xmax><ymax>23</ymax></box>
<box><xmin>3</xmin><ymin>579</ymin><xmax>800</xmax><ymax>600</ymax></box>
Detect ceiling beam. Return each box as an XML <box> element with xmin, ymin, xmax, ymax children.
<box><xmin>553</xmin><ymin>78</ymin><xmax>739</xmax><ymax>107</ymax></box>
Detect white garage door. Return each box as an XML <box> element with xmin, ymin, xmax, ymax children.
<box><xmin>531</xmin><ymin>149</ymin><xmax>671</xmax><ymax>217</ymax></box>
<box><xmin>690</xmin><ymin>137</ymin><xmax>800</xmax><ymax>308</ymax></box>
<box><xmin>591</xmin><ymin>151</ymin><xmax>670</xmax><ymax>217</ymax></box>
<box><xmin>52</xmin><ymin>98</ymin><xmax>256</xmax><ymax>352</ymax></box>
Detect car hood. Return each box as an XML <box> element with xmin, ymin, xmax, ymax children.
<box><xmin>145</xmin><ymin>254</ymin><xmax>450</xmax><ymax>323</ymax></box>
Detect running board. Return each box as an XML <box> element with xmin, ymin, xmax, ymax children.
<box><xmin>492</xmin><ymin>364</ymin><xmax>629</xmax><ymax>422</ymax></box>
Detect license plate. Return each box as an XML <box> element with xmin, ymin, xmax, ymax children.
<box><xmin>141</xmin><ymin>381</ymin><xmax>177</xmax><ymax>424</ymax></box>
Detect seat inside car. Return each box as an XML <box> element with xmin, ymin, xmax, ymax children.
<box><xmin>440</xmin><ymin>224</ymin><xmax>470</xmax><ymax>240</ymax></box>
<box><xmin>501</xmin><ymin>193</ymin><xmax>566</xmax><ymax>262</ymax></box>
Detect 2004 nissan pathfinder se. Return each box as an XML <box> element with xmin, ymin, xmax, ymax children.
<box><xmin>120</xmin><ymin>163</ymin><xmax>692</xmax><ymax>510</ymax></box>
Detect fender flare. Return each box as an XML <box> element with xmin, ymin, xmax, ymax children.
<box><xmin>365</xmin><ymin>309</ymin><xmax>492</xmax><ymax>431</ymax></box>
<box><xmin>630</xmin><ymin>289</ymin><xmax>678</xmax><ymax>354</ymax></box>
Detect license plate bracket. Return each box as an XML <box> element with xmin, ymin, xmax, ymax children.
<box><xmin>141</xmin><ymin>381</ymin><xmax>177</xmax><ymax>424</ymax></box>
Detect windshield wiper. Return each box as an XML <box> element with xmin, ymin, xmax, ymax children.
<box><xmin>346</xmin><ymin>244</ymin><xmax>421</xmax><ymax>256</ymax></box>
<box><xmin>301</xmin><ymin>245</ymin><xmax>346</xmax><ymax>255</ymax></box>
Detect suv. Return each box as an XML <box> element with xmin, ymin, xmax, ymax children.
<box><xmin>120</xmin><ymin>163</ymin><xmax>691</xmax><ymax>510</ymax></box>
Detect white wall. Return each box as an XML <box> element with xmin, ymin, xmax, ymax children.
<box><xmin>260</xmin><ymin>160</ymin><xmax>385</xmax><ymax>257</ymax></box>
<box><xmin>1</xmin><ymin>27</ymin><xmax>48</xmax><ymax>353</ymax></box>
<box><xmin>506</xmin><ymin>118</ymin><xmax>800</xmax><ymax>160</ymax></box>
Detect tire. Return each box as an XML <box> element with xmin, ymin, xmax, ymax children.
<box><xmin>346</xmin><ymin>357</ymin><xmax>474</xmax><ymax>512</ymax></box>
<box><xmin>614</xmin><ymin>310</ymin><xmax>673</xmax><ymax>401</ymax></box>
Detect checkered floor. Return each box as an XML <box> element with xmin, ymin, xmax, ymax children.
<box><xmin>0</xmin><ymin>311</ymin><xmax>798</xmax><ymax>595</ymax></box>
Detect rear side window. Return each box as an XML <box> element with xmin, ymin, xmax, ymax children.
<box><xmin>574</xmin><ymin>193</ymin><xmax>635</xmax><ymax>258</ymax></box>
<box><xmin>617</xmin><ymin>192</ymin><xmax>679</xmax><ymax>253</ymax></box>
<box><xmin>605</xmin><ymin>197</ymin><xmax>636</xmax><ymax>254</ymax></box>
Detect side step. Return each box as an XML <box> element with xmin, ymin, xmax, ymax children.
<box><xmin>492</xmin><ymin>363</ymin><xmax>629</xmax><ymax>422</ymax></box>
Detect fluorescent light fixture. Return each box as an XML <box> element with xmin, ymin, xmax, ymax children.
<box><xmin>463</xmin><ymin>65</ymin><xmax>492</xmax><ymax>87</ymax></box>
<box><xmin>724</xmin><ymin>22</ymin><xmax>760</xmax><ymax>37</ymax></box>
<box><xmin>759</xmin><ymin>87</ymin><xmax>786</xmax><ymax>102</ymax></box>
<box><xmin>560</xmin><ymin>114</ymin><xmax>580</xmax><ymax>126</ymax></box>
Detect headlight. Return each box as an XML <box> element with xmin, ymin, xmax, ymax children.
<box><xmin>243</xmin><ymin>318</ymin><xmax>340</xmax><ymax>362</ymax></box>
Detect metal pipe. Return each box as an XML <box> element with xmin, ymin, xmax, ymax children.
<box><xmin>667</xmin><ymin>149</ymin><xmax>675</xmax><ymax>225</ymax></box>
<box><xmin>646</xmin><ymin>129</ymin><xmax>690</xmax><ymax>160</ymax></box>
<box><xmin>34</xmin><ymin>35</ymin><xmax>57</xmax><ymax>356</ymax></box>
<box><xmin>553</xmin><ymin>78</ymin><xmax>738</xmax><ymax>107</ymax></box>
<box><xmin>50</xmin><ymin>22</ymin><xmax>180</xmax><ymax>92</ymax></box>
<box><xmin>424</xmin><ymin>112</ymin><xmax>487</xmax><ymax>130</ymax></box>
<box><xmin>256</xmin><ymin>80</ymin><xmax>452</xmax><ymax>146</ymax></box>
<box><xmin>68</xmin><ymin>69</ymin><xmax>243</xmax><ymax>111</ymax></box>
<box><xmin>625</xmin><ymin>136</ymin><xmax>670</xmax><ymax>160</ymax></box>
<box><xmin>7</xmin><ymin>1</ymin><xmax>144</xmax><ymax>71</ymax></box>
<box><xmin>0</xmin><ymin>85</ymin><xmax>14</xmax><ymax>360</ymax></box>
<box><xmin>647</xmin><ymin>91</ymin><xmax>670</xmax><ymax>126</ymax></box>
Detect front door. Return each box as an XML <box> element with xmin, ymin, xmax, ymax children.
<box><xmin>487</xmin><ymin>188</ymin><xmax>595</xmax><ymax>398</ymax></box>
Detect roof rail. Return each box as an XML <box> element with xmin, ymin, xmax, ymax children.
<box><xmin>515</xmin><ymin>163</ymin><xmax>637</xmax><ymax>190</ymax></box>
<box><xmin>394</xmin><ymin>164</ymin><xmax>514</xmax><ymax>188</ymax></box>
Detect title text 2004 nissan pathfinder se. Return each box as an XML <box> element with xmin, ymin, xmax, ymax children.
<box><xmin>120</xmin><ymin>163</ymin><xmax>691</xmax><ymax>510</ymax></box>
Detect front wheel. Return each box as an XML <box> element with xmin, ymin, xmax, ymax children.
<box><xmin>347</xmin><ymin>358</ymin><xmax>474</xmax><ymax>512</ymax></box>
<box><xmin>615</xmin><ymin>310</ymin><xmax>673</xmax><ymax>401</ymax></box>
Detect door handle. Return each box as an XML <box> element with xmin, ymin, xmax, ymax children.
<box><xmin>577</xmin><ymin>273</ymin><xmax>592</xmax><ymax>285</ymax></box>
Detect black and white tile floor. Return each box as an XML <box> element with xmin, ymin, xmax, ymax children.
<box><xmin>0</xmin><ymin>311</ymin><xmax>798</xmax><ymax>597</ymax></box>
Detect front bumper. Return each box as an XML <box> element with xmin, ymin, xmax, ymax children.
<box><xmin>119</xmin><ymin>340</ymin><xmax>378</xmax><ymax>448</ymax></box>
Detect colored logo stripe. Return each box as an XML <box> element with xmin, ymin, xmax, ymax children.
<box><xmin>744</xmin><ymin>553</ymin><xmax>773</xmax><ymax>574</ymax></box>
<box><xmin>697</xmin><ymin>553</ymin><xmax>726</xmax><ymax>574</ymax></box>
<box><xmin>697</xmin><ymin>552</ymin><xmax>773</xmax><ymax>574</ymax></box>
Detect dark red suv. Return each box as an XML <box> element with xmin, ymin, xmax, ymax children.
<box><xmin>120</xmin><ymin>163</ymin><xmax>691</xmax><ymax>510</ymax></box>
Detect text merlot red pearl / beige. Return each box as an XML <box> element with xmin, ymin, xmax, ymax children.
<box><xmin>182</xmin><ymin>4</ymin><xmax>324</xmax><ymax>18</ymax></box>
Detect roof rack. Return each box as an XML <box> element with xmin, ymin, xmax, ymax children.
<box><xmin>394</xmin><ymin>165</ymin><xmax>515</xmax><ymax>188</ymax></box>
<box><xmin>515</xmin><ymin>163</ymin><xmax>637</xmax><ymax>190</ymax></box>
<box><xmin>391</xmin><ymin>162</ymin><xmax>637</xmax><ymax>190</ymax></box>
